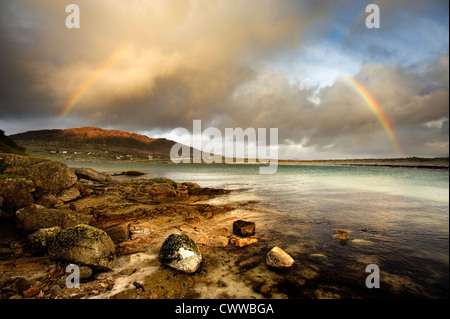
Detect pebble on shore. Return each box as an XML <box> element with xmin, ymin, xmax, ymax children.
<box><xmin>233</xmin><ymin>220</ymin><xmax>256</xmax><ymax>237</ymax></box>
<box><xmin>333</xmin><ymin>229</ymin><xmax>351</xmax><ymax>242</ymax></box>
<box><xmin>266</xmin><ymin>246</ymin><xmax>294</xmax><ymax>268</ymax></box>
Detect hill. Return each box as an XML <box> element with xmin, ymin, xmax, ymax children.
<box><xmin>10</xmin><ymin>127</ymin><xmax>180</xmax><ymax>161</ymax></box>
<box><xmin>0</xmin><ymin>130</ymin><xmax>27</xmax><ymax>155</ymax></box>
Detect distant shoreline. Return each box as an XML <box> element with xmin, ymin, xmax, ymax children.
<box><xmin>62</xmin><ymin>157</ymin><xmax>449</xmax><ymax>171</ymax></box>
<box><xmin>276</xmin><ymin>158</ymin><xmax>449</xmax><ymax>170</ymax></box>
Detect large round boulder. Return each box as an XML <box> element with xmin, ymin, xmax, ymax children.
<box><xmin>5</xmin><ymin>160</ymin><xmax>77</xmax><ymax>194</ymax></box>
<box><xmin>159</xmin><ymin>233</ymin><xmax>202</xmax><ymax>274</ymax></box>
<box><xmin>47</xmin><ymin>224</ymin><xmax>116</xmax><ymax>269</ymax></box>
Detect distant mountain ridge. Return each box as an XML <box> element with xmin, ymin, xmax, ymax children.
<box><xmin>11</xmin><ymin>127</ymin><xmax>180</xmax><ymax>160</ymax></box>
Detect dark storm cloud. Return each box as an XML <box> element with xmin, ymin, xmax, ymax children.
<box><xmin>0</xmin><ymin>0</ymin><xmax>448</xmax><ymax>158</ymax></box>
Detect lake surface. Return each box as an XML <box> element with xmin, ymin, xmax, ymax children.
<box><xmin>67</xmin><ymin>161</ymin><xmax>449</xmax><ymax>298</ymax></box>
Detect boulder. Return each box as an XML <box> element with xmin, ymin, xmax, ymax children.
<box><xmin>15</xmin><ymin>204</ymin><xmax>92</xmax><ymax>233</ymax></box>
<box><xmin>35</xmin><ymin>194</ymin><xmax>63</xmax><ymax>208</ymax></box>
<box><xmin>182</xmin><ymin>182</ymin><xmax>201</xmax><ymax>194</ymax></box>
<box><xmin>102</xmin><ymin>222</ymin><xmax>131</xmax><ymax>244</ymax></box>
<box><xmin>151</xmin><ymin>177</ymin><xmax>178</xmax><ymax>188</ymax></box>
<box><xmin>73</xmin><ymin>167</ymin><xmax>112</xmax><ymax>182</ymax></box>
<box><xmin>0</xmin><ymin>153</ymin><xmax>45</xmax><ymax>167</ymax></box>
<box><xmin>28</xmin><ymin>226</ymin><xmax>63</xmax><ymax>249</ymax></box>
<box><xmin>5</xmin><ymin>160</ymin><xmax>77</xmax><ymax>194</ymax></box>
<box><xmin>233</xmin><ymin>220</ymin><xmax>255</xmax><ymax>237</ymax></box>
<box><xmin>57</xmin><ymin>186</ymin><xmax>80</xmax><ymax>202</ymax></box>
<box><xmin>177</xmin><ymin>185</ymin><xmax>189</xmax><ymax>198</ymax></box>
<box><xmin>145</xmin><ymin>183</ymin><xmax>177</xmax><ymax>199</ymax></box>
<box><xmin>46</xmin><ymin>224</ymin><xmax>116</xmax><ymax>269</ymax></box>
<box><xmin>266</xmin><ymin>246</ymin><xmax>294</xmax><ymax>268</ymax></box>
<box><xmin>1</xmin><ymin>277</ymin><xmax>32</xmax><ymax>294</ymax></box>
<box><xmin>159</xmin><ymin>233</ymin><xmax>202</xmax><ymax>274</ymax></box>
<box><xmin>0</xmin><ymin>178</ymin><xmax>35</xmax><ymax>210</ymax></box>
<box><xmin>123</xmin><ymin>170</ymin><xmax>146</xmax><ymax>176</ymax></box>
<box><xmin>333</xmin><ymin>229</ymin><xmax>350</xmax><ymax>242</ymax></box>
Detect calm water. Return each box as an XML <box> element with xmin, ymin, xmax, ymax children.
<box><xmin>67</xmin><ymin>162</ymin><xmax>449</xmax><ymax>298</ymax></box>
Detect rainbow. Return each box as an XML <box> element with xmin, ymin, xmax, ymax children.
<box><xmin>59</xmin><ymin>47</ymin><xmax>129</xmax><ymax>119</ymax></box>
<box><xmin>342</xmin><ymin>75</ymin><xmax>402</xmax><ymax>155</ymax></box>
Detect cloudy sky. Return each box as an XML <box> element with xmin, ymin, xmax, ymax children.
<box><xmin>0</xmin><ymin>0</ymin><xmax>448</xmax><ymax>159</ymax></box>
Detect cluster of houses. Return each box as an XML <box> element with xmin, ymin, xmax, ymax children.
<box><xmin>49</xmin><ymin>150</ymin><xmax>100</xmax><ymax>155</ymax></box>
<box><xmin>48</xmin><ymin>150</ymin><xmax>158</xmax><ymax>161</ymax></box>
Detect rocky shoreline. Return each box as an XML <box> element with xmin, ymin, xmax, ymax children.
<box><xmin>0</xmin><ymin>153</ymin><xmax>289</xmax><ymax>299</ymax></box>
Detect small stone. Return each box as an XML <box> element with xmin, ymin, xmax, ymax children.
<box><xmin>149</xmin><ymin>292</ymin><xmax>159</xmax><ymax>299</ymax></box>
<box><xmin>51</xmin><ymin>285</ymin><xmax>61</xmax><ymax>295</ymax></box>
<box><xmin>4</xmin><ymin>277</ymin><xmax>31</xmax><ymax>293</ymax></box>
<box><xmin>204</xmin><ymin>278</ymin><xmax>212</xmax><ymax>285</ymax></box>
<box><xmin>233</xmin><ymin>220</ymin><xmax>255</xmax><ymax>237</ymax></box>
<box><xmin>266</xmin><ymin>246</ymin><xmax>294</xmax><ymax>268</ymax></box>
<box><xmin>79</xmin><ymin>266</ymin><xmax>93</xmax><ymax>280</ymax></box>
<box><xmin>234</xmin><ymin>237</ymin><xmax>258</xmax><ymax>248</ymax></box>
<box><xmin>333</xmin><ymin>229</ymin><xmax>350</xmax><ymax>242</ymax></box>
<box><xmin>260</xmin><ymin>284</ymin><xmax>271</xmax><ymax>294</ymax></box>
<box><xmin>210</xmin><ymin>236</ymin><xmax>229</xmax><ymax>248</ymax></box>
<box><xmin>23</xmin><ymin>286</ymin><xmax>40</xmax><ymax>298</ymax></box>
<box><xmin>119</xmin><ymin>267</ymin><xmax>137</xmax><ymax>276</ymax></box>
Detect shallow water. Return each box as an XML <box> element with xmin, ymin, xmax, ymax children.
<box><xmin>67</xmin><ymin>162</ymin><xmax>449</xmax><ymax>298</ymax></box>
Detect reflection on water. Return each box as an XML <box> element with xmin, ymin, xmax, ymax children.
<box><xmin>67</xmin><ymin>162</ymin><xmax>449</xmax><ymax>298</ymax></box>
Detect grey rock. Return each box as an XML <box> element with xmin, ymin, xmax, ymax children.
<box><xmin>79</xmin><ymin>265</ymin><xmax>93</xmax><ymax>280</ymax></box>
<box><xmin>4</xmin><ymin>159</ymin><xmax>77</xmax><ymax>194</ymax></box>
<box><xmin>74</xmin><ymin>168</ymin><xmax>112</xmax><ymax>182</ymax></box>
<box><xmin>57</xmin><ymin>186</ymin><xmax>80</xmax><ymax>202</ymax></box>
<box><xmin>16</xmin><ymin>204</ymin><xmax>92</xmax><ymax>233</ymax></box>
<box><xmin>47</xmin><ymin>224</ymin><xmax>116</xmax><ymax>269</ymax></box>
<box><xmin>28</xmin><ymin>226</ymin><xmax>63</xmax><ymax>249</ymax></box>
<box><xmin>159</xmin><ymin>233</ymin><xmax>202</xmax><ymax>274</ymax></box>
<box><xmin>266</xmin><ymin>246</ymin><xmax>294</xmax><ymax>268</ymax></box>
